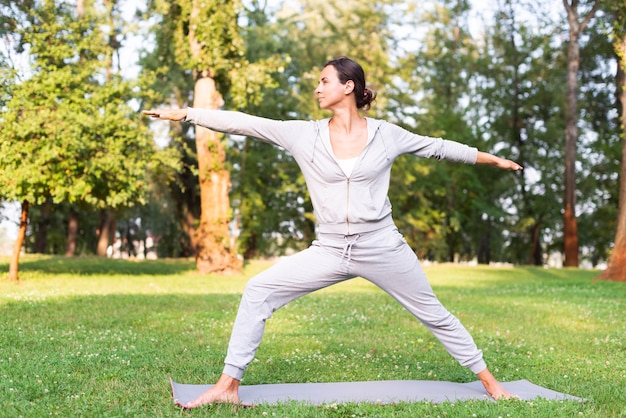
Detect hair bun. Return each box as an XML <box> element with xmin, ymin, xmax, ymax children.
<box><xmin>359</xmin><ymin>88</ymin><xmax>376</xmax><ymax>111</ymax></box>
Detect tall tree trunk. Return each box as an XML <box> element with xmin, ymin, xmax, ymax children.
<box><xmin>192</xmin><ymin>72</ymin><xmax>241</xmax><ymax>273</ymax></box>
<box><xmin>8</xmin><ymin>200</ymin><xmax>29</xmax><ymax>281</ymax></box>
<box><xmin>65</xmin><ymin>208</ymin><xmax>78</xmax><ymax>256</ymax></box>
<box><xmin>562</xmin><ymin>0</ymin><xmax>599</xmax><ymax>267</ymax></box>
<box><xmin>563</xmin><ymin>4</ymin><xmax>581</xmax><ymax>267</ymax></box>
<box><xmin>598</xmin><ymin>28</ymin><xmax>626</xmax><ymax>282</ymax></box>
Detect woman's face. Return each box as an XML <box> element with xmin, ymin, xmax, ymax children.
<box><xmin>315</xmin><ymin>65</ymin><xmax>354</xmax><ymax>110</ymax></box>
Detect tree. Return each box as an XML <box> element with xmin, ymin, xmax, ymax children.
<box><xmin>562</xmin><ymin>0</ymin><xmax>600</xmax><ymax>267</ymax></box>
<box><xmin>575</xmin><ymin>11</ymin><xmax>621</xmax><ymax>267</ymax></box>
<box><xmin>0</xmin><ymin>1</ymin><xmax>173</xmax><ymax>279</ymax></box>
<box><xmin>185</xmin><ymin>0</ymin><xmax>241</xmax><ymax>273</ymax></box>
<box><xmin>473</xmin><ymin>0</ymin><xmax>568</xmax><ymax>265</ymax></box>
<box><xmin>387</xmin><ymin>0</ymin><xmax>486</xmax><ymax>262</ymax></box>
<box><xmin>598</xmin><ymin>0</ymin><xmax>626</xmax><ymax>281</ymax></box>
<box><xmin>145</xmin><ymin>0</ymin><xmax>283</xmax><ymax>273</ymax></box>
<box><xmin>139</xmin><ymin>0</ymin><xmax>200</xmax><ymax>258</ymax></box>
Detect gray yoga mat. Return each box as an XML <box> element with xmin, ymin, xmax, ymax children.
<box><xmin>170</xmin><ymin>378</ymin><xmax>584</xmax><ymax>406</ymax></box>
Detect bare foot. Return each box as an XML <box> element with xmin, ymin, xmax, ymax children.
<box><xmin>477</xmin><ymin>368</ymin><xmax>517</xmax><ymax>400</ymax></box>
<box><xmin>179</xmin><ymin>374</ymin><xmax>241</xmax><ymax>408</ymax></box>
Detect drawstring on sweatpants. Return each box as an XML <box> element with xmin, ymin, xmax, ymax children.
<box><xmin>340</xmin><ymin>234</ymin><xmax>360</xmax><ymax>270</ymax></box>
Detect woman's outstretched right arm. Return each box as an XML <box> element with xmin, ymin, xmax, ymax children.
<box><xmin>142</xmin><ymin>108</ymin><xmax>307</xmax><ymax>150</ymax></box>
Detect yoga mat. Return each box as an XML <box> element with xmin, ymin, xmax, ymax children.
<box><xmin>170</xmin><ymin>378</ymin><xmax>584</xmax><ymax>406</ymax></box>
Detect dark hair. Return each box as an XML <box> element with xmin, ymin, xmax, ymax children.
<box><xmin>323</xmin><ymin>57</ymin><xmax>376</xmax><ymax>111</ymax></box>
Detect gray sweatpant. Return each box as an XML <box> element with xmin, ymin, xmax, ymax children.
<box><xmin>222</xmin><ymin>225</ymin><xmax>487</xmax><ymax>380</ymax></box>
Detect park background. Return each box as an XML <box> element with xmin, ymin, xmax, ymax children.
<box><xmin>2</xmin><ymin>0</ymin><xmax>625</xmax><ymax>276</ymax></box>
<box><xmin>1</xmin><ymin>0</ymin><xmax>626</xmax><ymax>416</ymax></box>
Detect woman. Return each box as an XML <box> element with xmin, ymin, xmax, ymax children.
<box><xmin>144</xmin><ymin>57</ymin><xmax>521</xmax><ymax>407</ymax></box>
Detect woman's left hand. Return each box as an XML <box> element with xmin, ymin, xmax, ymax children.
<box><xmin>495</xmin><ymin>157</ymin><xmax>523</xmax><ymax>171</ymax></box>
<box><xmin>476</xmin><ymin>151</ymin><xmax>523</xmax><ymax>171</ymax></box>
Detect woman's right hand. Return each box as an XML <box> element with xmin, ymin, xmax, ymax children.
<box><xmin>142</xmin><ymin>108</ymin><xmax>188</xmax><ymax>121</ymax></box>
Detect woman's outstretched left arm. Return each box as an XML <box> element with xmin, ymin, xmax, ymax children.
<box><xmin>476</xmin><ymin>151</ymin><xmax>523</xmax><ymax>171</ymax></box>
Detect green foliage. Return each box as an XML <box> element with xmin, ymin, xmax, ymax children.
<box><xmin>0</xmin><ymin>1</ymin><xmax>178</xmax><ymax>213</ymax></box>
<box><xmin>3</xmin><ymin>0</ymin><xmax>621</xmax><ymax>265</ymax></box>
<box><xmin>0</xmin><ymin>55</ymin><xmax>15</xmax><ymax>109</ymax></box>
<box><xmin>139</xmin><ymin>0</ymin><xmax>285</xmax><ymax>259</ymax></box>
<box><xmin>146</xmin><ymin>0</ymin><xmax>276</xmax><ymax>109</ymax></box>
<box><xmin>576</xmin><ymin>6</ymin><xmax>623</xmax><ymax>265</ymax></box>
<box><xmin>0</xmin><ymin>258</ymin><xmax>623</xmax><ymax>416</ymax></box>
<box><xmin>174</xmin><ymin>0</ymin><xmax>244</xmax><ymax>76</ymax></box>
<box><xmin>267</xmin><ymin>0</ymin><xmax>396</xmax><ymax>119</ymax></box>
<box><xmin>471</xmin><ymin>0</ymin><xmax>568</xmax><ymax>265</ymax></box>
<box><xmin>387</xmin><ymin>0</ymin><xmax>492</xmax><ymax>262</ymax></box>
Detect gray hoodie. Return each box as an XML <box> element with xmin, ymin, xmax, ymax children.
<box><xmin>185</xmin><ymin>108</ymin><xmax>478</xmax><ymax>236</ymax></box>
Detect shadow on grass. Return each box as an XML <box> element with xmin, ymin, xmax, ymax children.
<box><xmin>0</xmin><ymin>255</ymin><xmax>197</xmax><ymax>276</ymax></box>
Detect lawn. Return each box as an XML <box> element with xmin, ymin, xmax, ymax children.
<box><xmin>1</xmin><ymin>255</ymin><xmax>624</xmax><ymax>417</ymax></box>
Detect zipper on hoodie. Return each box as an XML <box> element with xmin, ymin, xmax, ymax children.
<box><xmin>345</xmin><ymin>177</ymin><xmax>350</xmax><ymax>235</ymax></box>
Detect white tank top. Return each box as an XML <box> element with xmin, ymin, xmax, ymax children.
<box><xmin>337</xmin><ymin>157</ymin><xmax>358</xmax><ymax>177</ymax></box>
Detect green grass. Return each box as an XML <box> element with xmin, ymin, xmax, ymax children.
<box><xmin>1</xmin><ymin>255</ymin><xmax>624</xmax><ymax>417</ymax></box>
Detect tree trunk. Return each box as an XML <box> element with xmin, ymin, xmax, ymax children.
<box><xmin>187</xmin><ymin>0</ymin><xmax>242</xmax><ymax>273</ymax></box>
<box><xmin>528</xmin><ymin>221</ymin><xmax>543</xmax><ymax>266</ymax></box>
<box><xmin>598</xmin><ymin>31</ymin><xmax>626</xmax><ymax>282</ymax></box>
<box><xmin>65</xmin><ymin>208</ymin><xmax>78</xmax><ymax>256</ymax></box>
<box><xmin>563</xmin><ymin>5</ymin><xmax>581</xmax><ymax>267</ymax></box>
<box><xmin>562</xmin><ymin>0</ymin><xmax>599</xmax><ymax>267</ymax></box>
<box><xmin>192</xmin><ymin>72</ymin><xmax>242</xmax><ymax>273</ymax></box>
<box><xmin>96</xmin><ymin>210</ymin><xmax>114</xmax><ymax>256</ymax></box>
<box><xmin>8</xmin><ymin>200</ymin><xmax>29</xmax><ymax>281</ymax></box>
